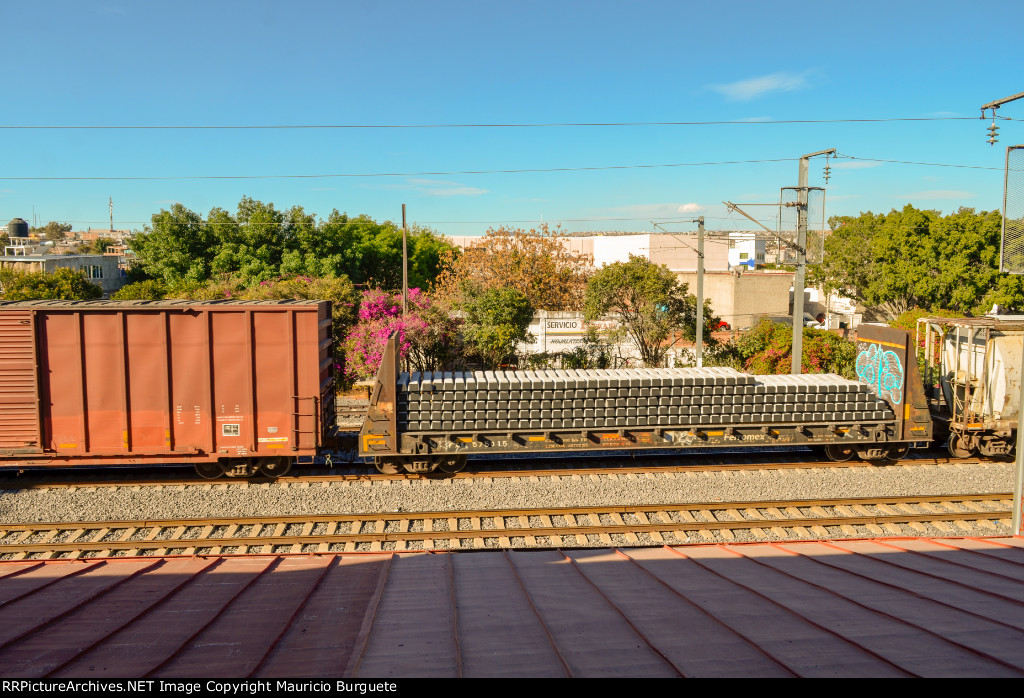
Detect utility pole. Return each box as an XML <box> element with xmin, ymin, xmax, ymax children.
<box><xmin>791</xmin><ymin>148</ymin><xmax>835</xmax><ymax>375</ymax></box>
<box><xmin>653</xmin><ymin>218</ymin><xmax>705</xmax><ymax>366</ymax></box>
<box><xmin>402</xmin><ymin>204</ymin><xmax>408</xmax><ymax>317</ymax></box>
<box><xmin>981</xmin><ymin>90</ymin><xmax>1023</xmax><ymax>536</ymax></box>
<box><xmin>695</xmin><ymin>217</ymin><xmax>704</xmax><ymax>367</ymax></box>
<box><xmin>980</xmin><ymin>91</ymin><xmax>1024</xmax><ymax>145</ymax></box>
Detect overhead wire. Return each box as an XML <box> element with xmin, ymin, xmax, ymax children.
<box><xmin>0</xmin><ymin>116</ymin><xmax>985</xmax><ymax>130</ymax></box>
<box><xmin>0</xmin><ymin>157</ymin><xmax>798</xmax><ymax>181</ymax></box>
<box><xmin>0</xmin><ymin>152</ymin><xmax>1008</xmax><ymax>181</ymax></box>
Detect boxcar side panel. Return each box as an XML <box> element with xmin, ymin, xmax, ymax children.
<box><xmin>40</xmin><ymin>312</ymin><xmax>86</xmax><ymax>455</ymax></box>
<box><xmin>253</xmin><ymin>309</ymin><xmax>294</xmax><ymax>454</ymax></box>
<box><xmin>210</xmin><ymin>310</ymin><xmax>252</xmax><ymax>457</ymax></box>
<box><xmin>82</xmin><ymin>312</ymin><xmax>125</xmax><ymax>452</ymax></box>
<box><xmin>295</xmin><ymin>307</ymin><xmax>331</xmax><ymax>450</ymax></box>
<box><xmin>168</xmin><ymin>310</ymin><xmax>215</xmax><ymax>456</ymax></box>
<box><xmin>125</xmin><ymin>311</ymin><xmax>172</xmax><ymax>452</ymax></box>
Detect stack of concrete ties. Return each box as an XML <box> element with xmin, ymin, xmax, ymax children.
<box><xmin>396</xmin><ymin>368</ymin><xmax>892</xmax><ymax>433</ymax></box>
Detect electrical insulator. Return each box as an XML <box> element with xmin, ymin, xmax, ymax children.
<box><xmin>988</xmin><ymin>123</ymin><xmax>999</xmax><ymax>145</ymax></box>
<box><xmin>823</xmin><ymin>164</ymin><xmax>831</xmax><ymax>183</ymax></box>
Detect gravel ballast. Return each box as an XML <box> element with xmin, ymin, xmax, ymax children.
<box><xmin>0</xmin><ymin>461</ymin><xmax>1014</xmax><ymax>525</ymax></box>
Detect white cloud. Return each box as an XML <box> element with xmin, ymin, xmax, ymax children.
<box><xmin>710</xmin><ymin>70</ymin><xmax>817</xmax><ymax>101</ymax></box>
<box><xmin>603</xmin><ymin>203</ymin><xmax>705</xmax><ymax>218</ymax></box>
<box><xmin>407</xmin><ymin>178</ymin><xmax>461</xmax><ymax>187</ymax></box>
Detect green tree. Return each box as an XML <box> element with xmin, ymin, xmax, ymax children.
<box><xmin>210</xmin><ymin>197</ymin><xmax>286</xmax><ymax>281</ymax></box>
<box><xmin>81</xmin><ymin>236</ymin><xmax>116</xmax><ymax>254</ymax></box>
<box><xmin>735</xmin><ymin>318</ymin><xmax>856</xmax><ymax>377</ymax></box>
<box><xmin>0</xmin><ymin>267</ymin><xmax>103</xmax><ymax>300</ymax></box>
<box><xmin>811</xmin><ymin>205</ymin><xmax>1024</xmax><ymax>319</ymax></box>
<box><xmin>558</xmin><ymin>327</ymin><xmax>612</xmax><ymax>369</ymax></box>
<box><xmin>111</xmin><ymin>279</ymin><xmax>167</xmax><ymax>300</ymax></box>
<box><xmin>132</xmin><ymin>203</ymin><xmax>216</xmax><ymax>284</ymax></box>
<box><xmin>33</xmin><ymin>221</ymin><xmax>72</xmax><ymax>243</ymax></box>
<box><xmin>460</xmin><ymin>287</ymin><xmax>535</xmax><ymax>369</ymax></box>
<box><xmin>435</xmin><ymin>224</ymin><xmax>593</xmax><ymax>311</ymax></box>
<box><xmin>131</xmin><ymin>200</ymin><xmax>455</xmax><ymax>292</ymax></box>
<box><xmin>929</xmin><ymin>207</ymin><xmax>1024</xmax><ymax>313</ymax></box>
<box><xmin>583</xmin><ymin>255</ymin><xmax>715</xmax><ymax>367</ymax></box>
<box><xmin>889</xmin><ymin>307</ymin><xmax>965</xmax><ymax>334</ymax></box>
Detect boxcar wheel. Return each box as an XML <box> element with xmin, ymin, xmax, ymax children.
<box><xmin>195</xmin><ymin>462</ymin><xmax>227</xmax><ymax>479</ymax></box>
<box><xmin>948</xmin><ymin>433</ymin><xmax>975</xmax><ymax>459</ymax></box>
<box><xmin>258</xmin><ymin>457</ymin><xmax>292</xmax><ymax>478</ymax></box>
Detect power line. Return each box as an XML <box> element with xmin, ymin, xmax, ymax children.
<box><xmin>835</xmin><ymin>153</ymin><xmax>1003</xmax><ymax>171</ymax></box>
<box><xmin>0</xmin><ymin>157</ymin><xmax>797</xmax><ymax>181</ymax></box>
<box><xmin>1</xmin><ymin>151</ymin><xmax>1006</xmax><ymax>182</ymax></box>
<box><xmin>16</xmin><ymin>214</ymin><xmax>771</xmax><ymax>227</ymax></box>
<box><xmin>0</xmin><ymin>117</ymin><xmax>983</xmax><ymax>130</ymax></box>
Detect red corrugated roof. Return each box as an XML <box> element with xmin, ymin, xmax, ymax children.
<box><xmin>1</xmin><ymin>536</ymin><xmax>1022</xmax><ymax>678</ymax></box>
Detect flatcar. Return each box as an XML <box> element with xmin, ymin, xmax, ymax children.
<box><xmin>359</xmin><ymin>324</ymin><xmax>935</xmax><ymax>474</ymax></box>
<box><xmin>0</xmin><ymin>300</ymin><xmax>334</xmax><ymax>478</ymax></box>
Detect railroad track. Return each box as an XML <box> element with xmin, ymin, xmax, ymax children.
<box><xmin>0</xmin><ymin>493</ymin><xmax>1011</xmax><ymax>560</ymax></box>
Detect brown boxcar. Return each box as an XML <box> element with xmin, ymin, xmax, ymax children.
<box><xmin>0</xmin><ymin>300</ymin><xmax>333</xmax><ymax>477</ymax></box>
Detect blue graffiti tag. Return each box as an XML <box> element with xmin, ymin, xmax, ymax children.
<box><xmin>856</xmin><ymin>343</ymin><xmax>904</xmax><ymax>404</ymax></box>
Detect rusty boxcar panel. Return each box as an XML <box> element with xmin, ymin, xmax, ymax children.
<box><xmin>0</xmin><ymin>310</ymin><xmax>42</xmax><ymax>452</ymax></box>
<box><xmin>0</xmin><ymin>300</ymin><xmax>332</xmax><ymax>467</ymax></box>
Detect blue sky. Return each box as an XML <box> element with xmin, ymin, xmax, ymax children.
<box><xmin>2</xmin><ymin>0</ymin><xmax>1021</xmax><ymax>237</ymax></box>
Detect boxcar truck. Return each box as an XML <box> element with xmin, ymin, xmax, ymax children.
<box><xmin>0</xmin><ymin>300</ymin><xmax>334</xmax><ymax>478</ymax></box>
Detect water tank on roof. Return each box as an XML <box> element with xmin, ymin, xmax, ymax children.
<box><xmin>7</xmin><ymin>218</ymin><xmax>28</xmax><ymax>238</ymax></box>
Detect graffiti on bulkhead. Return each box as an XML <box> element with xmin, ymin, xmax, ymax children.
<box><xmin>856</xmin><ymin>342</ymin><xmax>905</xmax><ymax>404</ymax></box>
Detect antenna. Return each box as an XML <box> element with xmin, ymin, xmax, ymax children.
<box><xmin>109</xmin><ymin>196</ymin><xmax>114</xmax><ymax>232</ymax></box>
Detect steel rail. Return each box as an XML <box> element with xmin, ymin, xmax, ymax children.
<box><xmin>0</xmin><ymin>494</ymin><xmax>1011</xmax><ymax>559</ymax></box>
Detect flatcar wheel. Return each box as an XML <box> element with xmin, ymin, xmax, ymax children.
<box><xmin>195</xmin><ymin>461</ymin><xmax>227</xmax><ymax>479</ymax></box>
<box><xmin>258</xmin><ymin>457</ymin><xmax>292</xmax><ymax>478</ymax></box>
<box><xmin>375</xmin><ymin>457</ymin><xmax>402</xmax><ymax>475</ymax></box>
<box><xmin>438</xmin><ymin>454</ymin><xmax>467</xmax><ymax>473</ymax></box>
<box><xmin>948</xmin><ymin>434</ymin><xmax>975</xmax><ymax>459</ymax></box>
<box><xmin>824</xmin><ymin>445</ymin><xmax>856</xmax><ymax>462</ymax></box>
<box><xmin>885</xmin><ymin>444</ymin><xmax>910</xmax><ymax>461</ymax></box>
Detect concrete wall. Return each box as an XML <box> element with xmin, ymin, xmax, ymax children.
<box><xmin>674</xmin><ymin>270</ymin><xmax>795</xmax><ymax>330</ymax></box>
<box><xmin>0</xmin><ymin>254</ymin><xmax>125</xmax><ymax>296</ymax></box>
<box><xmin>519</xmin><ymin>310</ymin><xmax>642</xmax><ymax>365</ymax></box>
